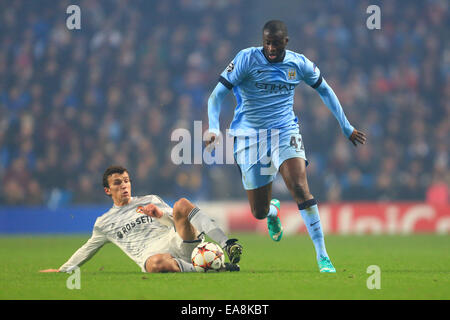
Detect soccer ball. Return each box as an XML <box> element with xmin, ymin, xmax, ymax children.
<box><xmin>191</xmin><ymin>242</ymin><xmax>225</xmax><ymax>272</ymax></box>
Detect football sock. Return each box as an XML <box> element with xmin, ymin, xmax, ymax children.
<box><xmin>174</xmin><ymin>258</ymin><xmax>195</xmax><ymax>272</ymax></box>
<box><xmin>298</xmin><ymin>199</ymin><xmax>328</xmax><ymax>260</ymax></box>
<box><xmin>266</xmin><ymin>204</ymin><xmax>278</xmax><ymax>219</ymax></box>
<box><xmin>188</xmin><ymin>207</ymin><xmax>229</xmax><ymax>248</ymax></box>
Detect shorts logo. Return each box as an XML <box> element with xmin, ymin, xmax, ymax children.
<box><xmin>287</xmin><ymin>68</ymin><xmax>296</xmax><ymax>80</ymax></box>
<box><xmin>226</xmin><ymin>62</ymin><xmax>235</xmax><ymax>72</ymax></box>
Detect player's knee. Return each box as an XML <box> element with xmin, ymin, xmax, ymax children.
<box><xmin>251</xmin><ymin>205</ymin><xmax>270</xmax><ymax>220</ymax></box>
<box><xmin>145</xmin><ymin>255</ymin><xmax>173</xmax><ymax>273</ymax></box>
<box><xmin>173</xmin><ymin>198</ymin><xmax>193</xmax><ymax>212</ymax></box>
<box><xmin>173</xmin><ymin>198</ymin><xmax>195</xmax><ymax>220</ymax></box>
<box><xmin>145</xmin><ymin>255</ymin><xmax>163</xmax><ymax>273</ymax></box>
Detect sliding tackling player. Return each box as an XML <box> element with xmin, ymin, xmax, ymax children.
<box><xmin>40</xmin><ymin>166</ymin><xmax>242</xmax><ymax>273</ymax></box>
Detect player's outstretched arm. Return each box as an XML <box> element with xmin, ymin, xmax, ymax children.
<box><xmin>206</xmin><ymin>82</ymin><xmax>229</xmax><ymax>151</ymax></box>
<box><xmin>314</xmin><ymin>78</ymin><xmax>366</xmax><ymax>146</ymax></box>
<box><xmin>42</xmin><ymin>225</ymin><xmax>108</xmax><ymax>273</ymax></box>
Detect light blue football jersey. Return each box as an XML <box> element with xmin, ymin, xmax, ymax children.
<box><xmin>219</xmin><ymin>47</ymin><xmax>322</xmax><ymax>134</ymax></box>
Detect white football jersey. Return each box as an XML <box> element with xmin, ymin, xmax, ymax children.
<box><xmin>59</xmin><ymin>195</ymin><xmax>175</xmax><ymax>272</ymax></box>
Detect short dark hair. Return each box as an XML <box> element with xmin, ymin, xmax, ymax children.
<box><xmin>102</xmin><ymin>165</ymin><xmax>129</xmax><ymax>188</ymax></box>
<box><xmin>263</xmin><ymin>20</ymin><xmax>288</xmax><ymax>36</ymax></box>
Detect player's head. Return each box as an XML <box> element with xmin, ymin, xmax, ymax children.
<box><xmin>103</xmin><ymin>165</ymin><xmax>132</xmax><ymax>206</ymax></box>
<box><xmin>262</xmin><ymin>20</ymin><xmax>289</xmax><ymax>63</ymax></box>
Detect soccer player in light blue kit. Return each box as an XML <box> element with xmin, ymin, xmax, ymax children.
<box><xmin>206</xmin><ymin>20</ymin><xmax>366</xmax><ymax>273</ymax></box>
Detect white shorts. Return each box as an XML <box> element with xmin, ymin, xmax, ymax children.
<box><xmin>140</xmin><ymin>228</ymin><xmax>201</xmax><ymax>272</ymax></box>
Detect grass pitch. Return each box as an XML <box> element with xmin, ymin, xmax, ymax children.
<box><xmin>0</xmin><ymin>233</ymin><xmax>449</xmax><ymax>300</ymax></box>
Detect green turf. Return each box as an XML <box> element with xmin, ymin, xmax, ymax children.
<box><xmin>0</xmin><ymin>233</ymin><xmax>449</xmax><ymax>300</ymax></box>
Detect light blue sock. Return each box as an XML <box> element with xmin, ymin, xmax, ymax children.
<box><xmin>298</xmin><ymin>200</ymin><xmax>328</xmax><ymax>260</ymax></box>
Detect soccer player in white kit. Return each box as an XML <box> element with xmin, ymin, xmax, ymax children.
<box><xmin>40</xmin><ymin>166</ymin><xmax>242</xmax><ymax>273</ymax></box>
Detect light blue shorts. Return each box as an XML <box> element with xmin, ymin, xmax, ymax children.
<box><xmin>233</xmin><ymin>126</ymin><xmax>307</xmax><ymax>190</ymax></box>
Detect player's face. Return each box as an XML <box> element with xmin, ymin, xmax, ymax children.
<box><xmin>263</xmin><ymin>30</ymin><xmax>288</xmax><ymax>63</ymax></box>
<box><xmin>105</xmin><ymin>172</ymin><xmax>132</xmax><ymax>206</ymax></box>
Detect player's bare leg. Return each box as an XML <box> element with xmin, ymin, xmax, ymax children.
<box><xmin>245</xmin><ymin>183</ymin><xmax>273</xmax><ymax>220</ymax></box>
<box><xmin>141</xmin><ymin>199</ymin><xmax>198</xmax><ymax>273</ymax></box>
<box><xmin>172</xmin><ymin>198</ymin><xmax>198</xmax><ymax>241</ymax></box>
<box><xmin>279</xmin><ymin>158</ymin><xmax>313</xmax><ymax>203</ymax></box>
<box><xmin>279</xmin><ymin>157</ymin><xmax>336</xmax><ymax>272</ymax></box>
<box><xmin>246</xmin><ymin>183</ymin><xmax>283</xmax><ymax>241</ymax></box>
<box><xmin>142</xmin><ymin>198</ymin><xmax>199</xmax><ymax>241</ymax></box>
<box><xmin>145</xmin><ymin>253</ymin><xmax>181</xmax><ymax>273</ymax></box>
<box><xmin>143</xmin><ymin>200</ymin><xmax>200</xmax><ymax>273</ymax></box>
<box><xmin>173</xmin><ymin>198</ymin><xmax>242</xmax><ymax>265</ymax></box>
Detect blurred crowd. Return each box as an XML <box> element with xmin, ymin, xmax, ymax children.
<box><xmin>0</xmin><ymin>0</ymin><xmax>448</xmax><ymax>206</ymax></box>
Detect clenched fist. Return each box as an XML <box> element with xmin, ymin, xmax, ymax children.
<box><xmin>141</xmin><ymin>203</ymin><xmax>164</xmax><ymax>218</ymax></box>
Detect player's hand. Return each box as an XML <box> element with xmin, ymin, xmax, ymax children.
<box><xmin>39</xmin><ymin>269</ymin><xmax>60</xmax><ymax>273</ymax></box>
<box><xmin>349</xmin><ymin>129</ymin><xmax>367</xmax><ymax>147</ymax></box>
<box><xmin>142</xmin><ymin>203</ymin><xmax>164</xmax><ymax>218</ymax></box>
<box><xmin>204</xmin><ymin>131</ymin><xmax>220</xmax><ymax>153</ymax></box>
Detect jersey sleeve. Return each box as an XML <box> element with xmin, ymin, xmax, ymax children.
<box><xmin>153</xmin><ymin>195</ymin><xmax>175</xmax><ymax>228</ymax></box>
<box><xmin>59</xmin><ymin>221</ymin><xmax>108</xmax><ymax>272</ymax></box>
<box><xmin>219</xmin><ymin>49</ymin><xmax>251</xmax><ymax>89</ymax></box>
<box><xmin>298</xmin><ymin>55</ymin><xmax>323</xmax><ymax>89</ymax></box>
<box><xmin>208</xmin><ymin>82</ymin><xmax>229</xmax><ymax>133</ymax></box>
<box><xmin>315</xmin><ymin>78</ymin><xmax>355</xmax><ymax>138</ymax></box>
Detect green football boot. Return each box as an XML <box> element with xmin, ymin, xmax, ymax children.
<box><xmin>318</xmin><ymin>256</ymin><xmax>336</xmax><ymax>273</ymax></box>
<box><xmin>267</xmin><ymin>199</ymin><xmax>283</xmax><ymax>242</ymax></box>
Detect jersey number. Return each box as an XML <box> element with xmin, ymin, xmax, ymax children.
<box><xmin>290</xmin><ymin>135</ymin><xmax>303</xmax><ymax>152</ymax></box>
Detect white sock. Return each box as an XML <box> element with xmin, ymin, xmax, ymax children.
<box><xmin>174</xmin><ymin>258</ymin><xmax>195</xmax><ymax>272</ymax></box>
<box><xmin>266</xmin><ymin>204</ymin><xmax>278</xmax><ymax>219</ymax></box>
<box><xmin>188</xmin><ymin>207</ymin><xmax>228</xmax><ymax>248</ymax></box>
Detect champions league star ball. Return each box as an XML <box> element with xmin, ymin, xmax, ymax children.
<box><xmin>191</xmin><ymin>242</ymin><xmax>225</xmax><ymax>272</ymax></box>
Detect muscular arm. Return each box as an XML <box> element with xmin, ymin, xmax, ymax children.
<box><xmin>314</xmin><ymin>78</ymin><xmax>366</xmax><ymax>146</ymax></box>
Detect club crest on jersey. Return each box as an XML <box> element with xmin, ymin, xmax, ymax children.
<box><xmin>226</xmin><ymin>62</ymin><xmax>234</xmax><ymax>72</ymax></box>
<box><xmin>287</xmin><ymin>68</ymin><xmax>296</xmax><ymax>80</ymax></box>
<box><xmin>136</xmin><ymin>206</ymin><xmax>144</xmax><ymax>214</ymax></box>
